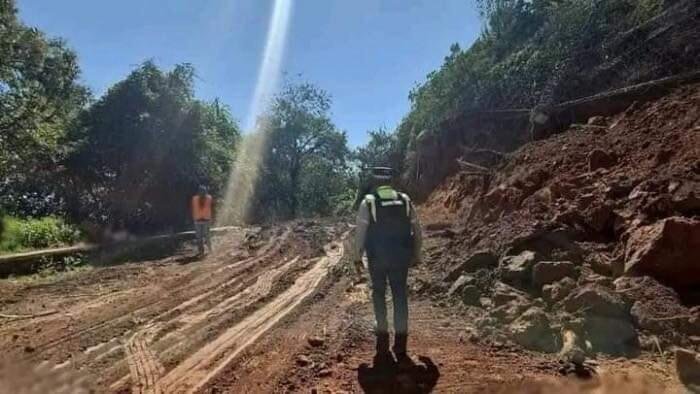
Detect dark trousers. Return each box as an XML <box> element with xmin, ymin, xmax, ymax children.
<box><xmin>368</xmin><ymin>257</ymin><xmax>409</xmax><ymax>354</ymax></box>
<box><xmin>194</xmin><ymin>220</ymin><xmax>211</xmax><ymax>254</ymax></box>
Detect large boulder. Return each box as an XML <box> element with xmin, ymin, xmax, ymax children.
<box><xmin>615</xmin><ymin>276</ymin><xmax>694</xmax><ymax>337</ymax></box>
<box><xmin>445</xmin><ymin>250</ymin><xmax>498</xmax><ymax>282</ymax></box>
<box><xmin>500</xmin><ymin>250</ymin><xmax>540</xmax><ymax>288</ymax></box>
<box><xmin>564</xmin><ymin>285</ymin><xmax>638</xmax><ymax>355</ymax></box>
<box><xmin>676</xmin><ymin>348</ymin><xmax>700</xmax><ymax>393</ymax></box>
<box><xmin>532</xmin><ymin>261</ymin><xmax>576</xmax><ymax>287</ymax></box>
<box><xmin>583</xmin><ymin>316</ymin><xmax>639</xmax><ymax>356</ymax></box>
<box><xmin>564</xmin><ymin>285</ymin><xmax>629</xmax><ymax>318</ymax></box>
<box><xmin>508</xmin><ymin>307</ymin><xmax>559</xmax><ymax>353</ymax></box>
<box><xmin>624</xmin><ymin>217</ymin><xmax>700</xmax><ymax>287</ymax></box>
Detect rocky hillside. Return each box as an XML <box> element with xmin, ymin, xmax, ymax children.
<box><xmin>413</xmin><ymin>82</ymin><xmax>699</xmax><ymax>368</ymax></box>
<box><xmin>399</xmin><ymin>0</ymin><xmax>700</xmax><ymax>202</ymax></box>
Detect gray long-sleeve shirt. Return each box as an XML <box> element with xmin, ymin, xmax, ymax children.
<box><xmin>353</xmin><ymin>193</ymin><xmax>422</xmax><ymax>264</ymax></box>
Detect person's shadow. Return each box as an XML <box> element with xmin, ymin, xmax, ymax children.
<box><xmin>357</xmin><ymin>355</ymin><xmax>440</xmax><ymax>393</ymax></box>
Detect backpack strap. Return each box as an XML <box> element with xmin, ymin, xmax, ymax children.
<box><xmin>364</xmin><ymin>194</ymin><xmax>377</xmax><ymax>222</ymax></box>
<box><xmin>398</xmin><ymin>192</ymin><xmax>411</xmax><ymax>217</ymax></box>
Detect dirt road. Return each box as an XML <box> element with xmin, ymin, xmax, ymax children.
<box><xmin>0</xmin><ymin>221</ymin><xmax>680</xmax><ymax>393</ymax></box>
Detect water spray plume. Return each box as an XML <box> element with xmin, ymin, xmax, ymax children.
<box><xmin>218</xmin><ymin>0</ymin><xmax>293</xmax><ymax>225</ymax></box>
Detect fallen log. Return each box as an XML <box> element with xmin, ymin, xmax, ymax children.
<box><xmin>0</xmin><ymin>226</ymin><xmax>240</xmax><ymax>278</ymax></box>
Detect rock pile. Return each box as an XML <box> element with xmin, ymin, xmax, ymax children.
<box><xmin>422</xmin><ymin>83</ymin><xmax>700</xmax><ymax>363</ymax></box>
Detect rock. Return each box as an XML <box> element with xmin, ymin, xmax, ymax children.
<box><xmin>542</xmin><ymin>277</ymin><xmax>576</xmax><ymax>304</ymax></box>
<box><xmin>461</xmin><ymin>285</ymin><xmax>482</xmax><ymax>306</ymax></box>
<box><xmin>584</xmin><ymin>316</ymin><xmax>639</xmax><ymax>356</ymax></box>
<box><xmin>671</xmin><ymin>181</ymin><xmax>700</xmax><ymax>214</ymax></box>
<box><xmin>318</xmin><ymin>368</ymin><xmax>332</xmax><ymax>377</ymax></box>
<box><xmin>587</xmin><ymin>204</ymin><xmax>615</xmax><ymax>233</ymax></box>
<box><xmin>296</xmin><ymin>355</ymin><xmax>313</xmax><ymax>367</ymax></box>
<box><xmin>445</xmin><ymin>250</ymin><xmax>498</xmax><ymax>282</ymax></box>
<box><xmin>479</xmin><ymin>297</ymin><xmax>494</xmax><ymax>309</ymax></box>
<box><xmin>490</xmin><ymin>299</ymin><xmax>530</xmax><ymax>323</ymax></box>
<box><xmin>564</xmin><ymin>285</ymin><xmax>628</xmax><ymax>318</ymax></box>
<box><xmin>492</xmin><ymin>282</ymin><xmax>529</xmax><ymax>307</ymax></box>
<box><xmin>655</xmin><ymin>149</ymin><xmax>674</xmax><ymax>165</ymax></box>
<box><xmin>676</xmin><ymin>348</ymin><xmax>700</xmax><ymax>393</ymax></box>
<box><xmin>500</xmin><ymin>251</ymin><xmax>540</xmax><ymax>288</ymax></box>
<box><xmin>476</xmin><ymin>316</ymin><xmax>498</xmax><ymax>330</ymax></box>
<box><xmin>624</xmin><ymin>217</ymin><xmax>700</xmax><ymax>287</ymax></box>
<box><xmin>605</xmin><ymin>178</ymin><xmax>636</xmax><ymax>200</ymax></box>
<box><xmin>508</xmin><ymin>307</ymin><xmax>558</xmax><ymax>353</ymax></box>
<box><xmin>630</xmin><ymin>302</ymin><xmax>688</xmax><ymax>336</ymax></box>
<box><xmin>688</xmin><ymin>315</ymin><xmax>700</xmax><ymax>334</ymax></box>
<box><xmin>615</xmin><ymin>276</ymin><xmax>693</xmax><ymax>336</ymax></box>
<box><xmin>564</xmin><ymin>285</ymin><xmax>638</xmax><ymax>355</ymax></box>
<box><xmin>447</xmin><ymin>274</ymin><xmax>476</xmax><ymax>298</ymax></box>
<box><xmin>424</xmin><ymin>222</ymin><xmax>452</xmax><ymax>232</ymax></box>
<box><xmin>308</xmin><ymin>336</ymin><xmax>325</xmax><ymax>347</ymax></box>
<box><xmin>587</xmin><ymin>116</ymin><xmax>607</xmax><ymax>126</ymax></box>
<box><xmin>579</xmin><ymin>271</ymin><xmax>613</xmax><ymax>288</ymax></box>
<box><xmin>588</xmin><ymin>149</ymin><xmax>617</xmax><ymax>171</ymax></box>
<box><xmin>532</xmin><ymin>261</ymin><xmax>576</xmax><ymax>287</ymax></box>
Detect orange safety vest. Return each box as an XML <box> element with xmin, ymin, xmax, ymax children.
<box><xmin>191</xmin><ymin>194</ymin><xmax>213</xmax><ymax>221</ymax></box>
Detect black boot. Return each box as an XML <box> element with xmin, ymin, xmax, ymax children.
<box><xmin>393</xmin><ymin>333</ymin><xmax>414</xmax><ymax>370</ymax></box>
<box><xmin>374</xmin><ymin>331</ymin><xmax>393</xmax><ymax>367</ymax></box>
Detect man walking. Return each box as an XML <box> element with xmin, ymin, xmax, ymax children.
<box><xmin>353</xmin><ymin>167</ymin><xmax>422</xmax><ymax>366</ymax></box>
<box><xmin>191</xmin><ymin>185</ymin><xmax>213</xmax><ymax>256</ymax></box>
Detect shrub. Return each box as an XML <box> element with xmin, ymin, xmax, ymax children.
<box><xmin>0</xmin><ymin>216</ymin><xmax>82</xmax><ymax>253</ymax></box>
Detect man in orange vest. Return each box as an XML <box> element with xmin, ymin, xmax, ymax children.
<box><xmin>191</xmin><ymin>185</ymin><xmax>213</xmax><ymax>256</ymax></box>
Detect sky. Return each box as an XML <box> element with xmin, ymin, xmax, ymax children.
<box><xmin>17</xmin><ymin>0</ymin><xmax>482</xmax><ymax>146</ymax></box>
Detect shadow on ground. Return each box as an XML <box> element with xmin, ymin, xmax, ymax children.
<box><xmin>358</xmin><ymin>355</ymin><xmax>440</xmax><ymax>393</ymax></box>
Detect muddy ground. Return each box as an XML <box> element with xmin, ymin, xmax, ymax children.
<box><xmin>0</xmin><ymin>219</ymin><xmax>683</xmax><ymax>393</ymax></box>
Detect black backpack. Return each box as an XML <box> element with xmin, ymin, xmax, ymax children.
<box><xmin>364</xmin><ymin>186</ymin><xmax>414</xmax><ymax>264</ymax></box>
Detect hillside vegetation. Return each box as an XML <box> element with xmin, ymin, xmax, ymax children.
<box><xmin>378</xmin><ymin>0</ymin><xmax>699</xmax><ymax>188</ymax></box>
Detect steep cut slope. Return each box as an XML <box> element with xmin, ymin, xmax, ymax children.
<box><xmin>416</xmin><ymin>82</ymin><xmax>699</xmax><ymax>360</ymax></box>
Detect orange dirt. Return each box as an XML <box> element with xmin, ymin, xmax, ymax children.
<box><xmin>0</xmin><ymin>220</ymin><xmax>681</xmax><ymax>393</ymax></box>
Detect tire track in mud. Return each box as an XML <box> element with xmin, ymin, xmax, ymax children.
<box><xmin>118</xmin><ymin>256</ymin><xmax>300</xmax><ymax>393</ymax></box>
<box><xmin>164</xmin><ymin>256</ymin><xmax>302</xmax><ymax>335</ymax></box>
<box><xmin>158</xmin><ymin>240</ymin><xmax>345</xmax><ymax>393</ymax></box>
<box><xmin>22</xmin><ymin>228</ymin><xmax>291</xmax><ymax>359</ymax></box>
<box><xmin>125</xmin><ymin>328</ymin><xmax>165</xmax><ymax>394</ymax></box>
<box><xmin>112</xmin><ymin>255</ymin><xmax>307</xmax><ymax>390</ymax></box>
<box><xmin>108</xmin><ymin>230</ymin><xmax>327</xmax><ymax>390</ymax></box>
<box><xmin>2</xmin><ymin>224</ymin><xmax>348</xmax><ymax>393</ymax></box>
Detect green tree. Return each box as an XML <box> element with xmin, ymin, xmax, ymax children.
<box><xmin>254</xmin><ymin>82</ymin><xmax>351</xmax><ymax>219</ymax></box>
<box><xmin>0</xmin><ymin>0</ymin><xmax>89</xmax><ymax>216</ymax></box>
<box><xmin>64</xmin><ymin>61</ymin><xmax>239</xmax><ymax>232</ymax></box>
<box><xmin>354</xmin><ymin>127</ymin><xmax>402</xmax><ymax>171</ymax></box>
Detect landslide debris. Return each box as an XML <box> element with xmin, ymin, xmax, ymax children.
<box><xmin>415</xmin><ymin>83</ymin><xmax>700</xmax><ymax>364</ymax></box>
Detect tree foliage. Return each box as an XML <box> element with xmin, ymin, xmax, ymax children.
<box><xmin>64</xmin><ymin>61</ymin><xmax>240</xmax><ymax>232</ymax></box>
<box><xmin>354</xmin><ymin>127</ymin><xmax>402</xmax><ymax>172</ymax></box>
<box><xmin>0</xmin><ymin>0</ymin><xmax>89</xmax><ymax>216</ymax></box>
<box><xmin>254</xmin><ymin>82</ymin><xmax>352</xmax><ymax>219</ymax></box>
<box><xmin>392</xmin><ymin>0</ymin><xmax>669</xmax><ymax>163</ymax></box>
